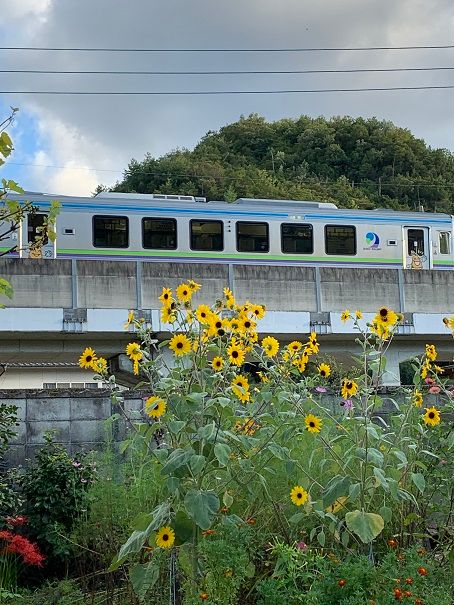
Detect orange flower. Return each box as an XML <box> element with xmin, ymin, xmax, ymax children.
<box><xmin>388</xmin><ymin>538</ymin><xmax>398</xmax><ymax>548</ymax></box>
<box><xmin>338</xmin><ymin>579</ymin><xmax>347</xmax><ymax>587</ymax></box>
<box><xmin>414</xmin><ymin>599</ymin><xmax>424</xmax><ymax>605</ymax></box>
<box><xmin>220</xmin><ymin>507</ymin><xmax>229</xmax><ymax>513</ymax></box>
<box><xmin>404</xmin><ymin>591</ymin><xmax>412</xmax><ymax>597</ymax></box>
<box><xmin>417</xmin><ymin>567</ymin><xmax>427</xmax><ymax>576</ymax></box>
<box><xmin>202</xmin><ymin>529</ymin><xmax>216</xmax><ymax>537</ymax></box>
<box><xmin>405</xmin><ymin>578</ymin><xmax>413</xmax><ymax>585</ymax></box>
<box><xmin>394</xmin><ymin>588</ymin><xmax>403</xmax><ymax>601</ymax></box>
<box><xmin>199</xmin><ymin>593</ymin><xmax>209</xmax><ymax>600</ymax></box>
<box><xmin>246</xmin><ymin>517</ymin><xmax>256</xmax><ymax>525</ymax></box>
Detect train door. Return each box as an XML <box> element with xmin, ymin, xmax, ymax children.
<box><xmin>20</xmin><ymin>212</ymin><xmax>56</xmax><ymax>259</ymax></box>
<box><xmin>403</xmin><ymin>226</ymin><xmax>430</xmax><ymax>270</ymax></box>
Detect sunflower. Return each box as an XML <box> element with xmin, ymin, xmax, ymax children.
<box><xmin>341</xmin><ymin>310</ymin><xmax>351</xmax><ymax>322</ymax></box>
<box><xmin>420</xmin><ymin>360</ymin><xmax>431</xmax><ymax>379</ymax></box>
<box><xmin>257</xmin><ymin>371</ymin><xmax>269</xmax><ymax>383</ymax></box>
<box><xmin>307</xmin><ymin>332</ymin><xmax>319</xmax><ymax>354</ymax></box>
<box><xmin>79</xmin><ymin>347</ymin><xmax>97</xmax><ymax>369</ymax></box>
<box><xmin>156</xmin><ymin>526</ymin><xmax>175</xmax><ymax>549</ymax></box>
<box><xmin>158</xmin><ymin>287</ymin><xmax>173</xmax><ymax>305</ymax></box>
<box><xmin>305</xmin><ymin>414</ymin><xmax>322</xmax><ymax>433</ymax></box>
<box><xmin>124</xmin><ymin>310</ymin><xmax>135</xmax><ymax>329</ymax></box>
<box><xmin>196</xmin><ymin>304</ymin><xmax>212</xmax><ymax>324</ymax></box>
<box><xmin>169</xmin><ymin>334</ymin><xmax>192</xmax><ymax>356</ymax></box>
<box><xmin>212</xmin><ymin>357</ymin><xmax>224</xmax><ymax>372</ymax></box>
<box><xmin>188</xmin><ymin>279</ymin><xmax>201</xmax><ymax>292</ymax></box>
<box><xmin>355</xmin><ymin>310</ymin><xmax>363</xmax><ymax>320</ymax></box>
<box><xmin>176</xmin><ymin>283</ymin><xmax>192</xmax><ymax>303</ymax></box>
<box><xmin>370</xmin><ymin>320</ymin><xmax>390</xmax><ymax>341</ymax></box>
<box><xmin>375</xmin><ymin>306</ymin><xmax>398</xmax><ymax>327</ymax></box>
<box><xmin>133</xmin><ymin>359</ymin><xmax>139</xmax><ymax>375</ymax></box>
<box><xmin>443</xmin><ymin>316</ymin><xmax>454</xmax><ymax>331</ymax></box>
<box><xmin>235</xmin><ymin>417</ymin><xmax>258</xmax><ymax>435</ymax></box>
<box><xmin>232</xmin><ymin>374</ymin><xmax>250</xmax><ymax>403</ymax></box>
<box><xmin>261</xmin><ymin>336</ymin><xmax>279</xmax><ymax>358</ymax></box>
<box><xmin>126</xmin><ymin>342</ymin><xmax>143</xmax><ymax>361</ymax></box>
<box><xmin>145</xmin><ymin>396</ymin><xmax>167</xmax><ymax>418</ymax></box>
<box><xmin>412</xmin><ymin>389</ymin><xmax>423</xmax><ymax>408</ymax></box>
<box><xmin>290</xmin><ymin>485</ymin><xmax>308</xmax><ymax>506</ymax></box>
<box><xmin>251</xmin><ymin>304</ymin><xmax>266</xmax><ymax>320</ymax></box>
<box><xmin>227</xmin><ymin>341</ymin><xmax>246</xmax><ymax>366</ymax></box>
<box><xmin>425</xmin><ymin>344</ymin><xmax>437</xmax><ymax>362</ymax></box>
<box><xmin>238</xmin><ymin>316</ymin><xmax>256</xmax><ymax>334</ymax></box>
<box><xmin>297</xmin><ymin>359</ymin><xmax>307</xmax><ymax>373</ymax></box>
<box><xmin>423</xmin><ymin>406</ymin><xmax>441</xmax><ymax>427</ymax></box>
<box><xmin>318</xmin><ymin>363</ymin><xmax>331</xmax><ymax>378</ymax></box>
<box><xmin>229</xmin><ymin>318</ymin><xmax>240</xmax><ymax>333</ymax></box>
<box><xmin>287</xmin><ymin>341</ymin><xmax>303</xmax><ymax>354</ymax></box>
<box><xmin>161</xmin><ymin>306</ymin><xmax>176</xmax><ymax>324</ymax></box>
<box><xmin>341</xmin><ymin>378</ymin><xmax>358</xmax><ymax>400</ymax></box>
<box><xmin>92</xmin><ymin>357</ymin><xmax>108</xmax><ymax>373</ymax></box>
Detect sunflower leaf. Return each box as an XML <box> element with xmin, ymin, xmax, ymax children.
<box><xmin>184</xmin><ymin>489</ymin><xmax>220</xmax><ymax>530</ymax></box>
<box><xmin>345</xmin><ymin>510</ymin><xmax>384</xmax><ymax>544</ymax></box>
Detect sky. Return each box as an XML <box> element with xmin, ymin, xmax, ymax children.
<box><xmin>0</xmin><ymin>0</ymin><xmax>453</xmax><ymax>196</ymax></box>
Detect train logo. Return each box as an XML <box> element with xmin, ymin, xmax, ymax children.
<box><xmin>365</xmin><ymin>232</ymin><xmax>381</xmax><ymax>250</ymax></box>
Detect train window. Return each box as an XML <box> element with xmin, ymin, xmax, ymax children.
<box><xmin>28</xmin><ymin>213</ymin><xmax>48</xmax><ymax>245</ymax></box>
<box><xmin>407</xmin><ymin>229</ymin><xmax>425</xmax><ymax>256</ymax></box>
<box><xmin>142</xmin><ymin>218</ymin><xmax>177</xmax><ymax>249</ymax></box>
<box><xmin>281</xmin><ymin>223</ymin><xmax>313</xmax><ymax>254</ymax></box>
<box><xmin>237</xmin><ymin>221</ymin><xmax>269</xmax><ymax>253</ymax></box>
<box><xmin>190</xmin><ymin>220</ymin><xmax>223</xmax><ymax>251</ymax></box>
<box><xmin>325</xmin><ymin>225</ymin><xmax>356</xmax><ymax>255</ymax></box>
<box><xmin>93</xmin><ymin>215</ymin><xmax>128</xmax><ymax>248</ymax></box>
<box><xmin>439</xmin><ymin>232</ymin><xmax>451</xmax><ymax>254</ymax></box>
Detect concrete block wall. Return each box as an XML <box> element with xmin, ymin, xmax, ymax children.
<box><xmin>2</xmin><ymin>390</ymin><xmax>144</xmax><ymax>467</ymax></box>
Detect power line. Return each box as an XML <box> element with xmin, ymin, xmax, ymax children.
<box><xmin>1</xmin><ymin>44</ymin><xmax>454</xmax><ymax>52</ymax></box>
<box><xmin>7</xmin><ymin>161</ymin><xmax>454</xmax><ymax>189</ymax></box>
<box><xmin>1</xmin><ymin>66</ymin><xmax>454</xmax><ymax>75</ymax></box>
<box><xmin>2</xmin><ymin>85</ymin><xmax>454</xmax><ymax>95</ymax></box>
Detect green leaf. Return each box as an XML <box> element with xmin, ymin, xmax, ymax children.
<box><xmin>317</xmin><ymin>530</ymin><xmax>326</xmax><ymax>547</ymax></box>
<box><xmin>184</xmin><ymin>489</ymin><xmax>220</xmax><ymax>530</ymax></box>
<box><xmin>367</xmin><ymin>448</ymin><xmax>384</xmax><ymax>467</ymax></box>
<box><xmin>198</xmin><ymin>422</ymin><xmax>216</xmax><ymax>441</ymax></box>
<box><xmin>379</xmin><ymin>505</ymin><xmax>392</xmax><ymax>523</ymax></box>
<box><xmin>0</xmin><ymin>278</ymin><xmax>13</xmax><ymax>300</ymax></box>
<box><xmin>223</xmin><ymin>491</ymin><xmax>233</xmax><ymax>508</ymax></box>
<box><xmin>173</xmin><ymin>511</ymin><xmax>193</xmax><ymax>545</ymax></box>
<box><xmin>373</xmin><ymin>467</ymin><xmax>389</xmax><ymax>491</ymax></box>
<box><xmin>244</xmin><ymin>561</ymin><xmax>256</xmax><ymax>578</ymax></box>
<box><xmin>166</xmin><ymin>476</ymin><xmax>180</xmax><ymax>494</ymax></box>
<box><xmin>214</xmin><ymin>443</ymin><xmax>231</xmax><ymax>467</ymax></box>
<box><xmin>348</xmin><ymin>483</ymin><xmax>361</xmax><ymax>502</ymax></box>
<box><xmin>161</xmin><ymin>448</ymin><xmax>193</xmax><ymax>475</ymax></box>
<box><xmin>393</xmin><ymin>450</ymin><xmax>408</xmax><ymax>466</ymax></box>
<box><xmin>288</xmin><ymin>512</ymin><xmax>305</xmax><ymax>525</ymax></box>
<box><xmin>345</xmin><ymin>510</ymin><xmax>384</xmax><ymax>544</ymax></box>
<box><xmin>322</xmin><ymin>475</ymin><xmax>351</xmax><ymax>509</ymax></box>
<box><xmin>268</xmin><ymin>443</ymin><xmax>288</xmax><ymax>460</ymax></box>
<box><xmin>189</xmin><ymin>454</ymin><xmax>206</xmax><ymax>475</ymax></box>
<box><xmin>411</xmin><ymin>472</ymin><xmax>426</xmax><ymax>494</ymax></box>
<box><xmin>154</xmin><ymin>449</ymin><xmax>169</xmax><ymax>464</ymax></box>
<box><xmin>168</xmin><ymin>420</ymin><xmax>186</xmax><ymax>434</ymax></box>
<box><xmin>130</xmin><ymin>562</ymin><xmax>160</xmax><ymax>602</ymax></box>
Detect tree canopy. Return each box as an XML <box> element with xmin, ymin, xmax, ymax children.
<box><xmin>111</xmin><ymin>114</ymin><xmax>454</xmax><ymax>213</ymax></box>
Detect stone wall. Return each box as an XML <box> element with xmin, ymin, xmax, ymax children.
<box><xmin>1</xmin><ymin>388</ymin><xmax>444</xmax><ymax>468</ymax></box>
<box><xmin>2</xmin><ymin>389</ymin><xmax>143</xmax><ymax>468</ymax></box>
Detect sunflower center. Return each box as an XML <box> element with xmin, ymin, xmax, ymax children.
<box><xmin>310</xmin><ymin>422</ymin><xmax>315</xmax><ymax>427</ymax></box>
<box><xmin>215</xmin><ymin>321</ymin><xmax>222</xmax><ymax>328</ymax></box>
<box><xmin>183</xmin><ymin>290</ymin><xmax>188</xmax><ymax>296</ymax></box>
<box><xmin>201</xmin><ymin>312</ymin><xmax>206</xmax><ymax>318</ymax></box>
<box><xmin>245</xmin><ymin>322</ymin><xmax>251</xmax><ymax>329</ymax></box>
<box><xmin>163</xmin><ymin>534</ymin><xmax>169</xmax><ymax>541</ymax></box>
<box><xmin>346</xmin><ymin>382</ymin><xmax>352</xmax><ymax>389</ymax></box>
<box><xmin>297</xmin><ymin>493</ymin><xmax>302</xmax><ymax>499</ymax></box>
<box><xmin>154</xmin><ymin>405</ymin><xmax>159</xmax><ymax>411</ymax></box>
<box><xmin>429</xmin><ymin>412</ymin><xmax>435</xmax><ymax>419</ymax></box>
<box><xmin>321</xmin><ymin>370</ymin><xmax>326</xmax><ymax>376</ymax></box>
<box><xmin>232</xmin><ymin>351</ymin><xmax>239</xmax><ymax>358</ymax></box>
<box><xmin>379</xmin><ymin>308</ymin><xmax>388</xmax><ymax>317</ymax></box>
<box><xmin>176</xmin><ymin>342</ymin><xmax>183</xmax><ymax>349</ymax></box>
<box><xmin>217</xmin><ymin>329</ymin><xmax>225</xmax><ymax>336</ymax></box>
<box><xmin>86</xmin><ymin>356</ymin><xmax>92</xmax><ymax>362</ymax></box>
<box><xmin>164</xmin><ymin>294</ymin><xmax>169</xmax><ymax>300</ymax></box>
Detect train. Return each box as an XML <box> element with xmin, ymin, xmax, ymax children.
<box><xmin>3</xmin><ymin>191</ymin><xmax>454</xmax><ymax>270</ymax></box>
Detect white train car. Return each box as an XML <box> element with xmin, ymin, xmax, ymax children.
<box><xmin>3</xmin><ymin>191</ymin><xmax>454</xmax><ymax>270</ymax></box>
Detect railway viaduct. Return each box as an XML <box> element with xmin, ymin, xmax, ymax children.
<box><xmin>0</xmin><ymin>258</ymin><xmax>453</xmax><ymax>387</ymax></box>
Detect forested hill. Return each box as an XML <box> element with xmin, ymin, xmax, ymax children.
<box><xmin>112</xmin><ymin>114</ymin><xmax>454</xmax><ymax>213</ymax></box>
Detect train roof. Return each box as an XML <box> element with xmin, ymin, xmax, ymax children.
<box><xmin>4</xmin><ymin>191</ymin><xmax>453</xmax><ymax>221</ymax></box>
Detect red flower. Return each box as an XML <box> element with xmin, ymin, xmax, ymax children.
<box><xmin>404</xmin><ymin>590</ymin><xmax>412</xmax><ymax>597</ymax></box>
<box><xmin>405</xmin><ymin>578</ymin><xmax>413</xmax><ymax>585</ymax></box>
<box><xmin>394</xmin><ymin>588</ymin><xmax>403</xmax><ymax>601</ymax></box>
<box><xmin>1</xmin><ymin>533</ymin><xmax>45</xmax><ymax>567</ymax></box>
<box><xmin>338</xmin><ymin>579</ymin><xmax>347</xmax><ymax>587</ymax></box>
<box><xmin>417</xmin><ymin>567</ymin><xmax>427</xmax><ymax>576</ymax></box>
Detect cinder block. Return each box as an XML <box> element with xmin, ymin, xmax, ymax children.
<box><xmin>9</xmin><ymin>421</ymin><xmax>26</xmax><ymax>445</ymax></box>
<box><xmin>70</xmin><ymin>397</ymin><xmax>111</xmax><ymax>420</ymax></box>
<box><xmin>0</xmin><ymin>398</ymin><xmax>25</xmax><ymax>421</ymax></box>
<box><xmin>71</xmin><ymin>420</ymin><xmax>105</xmax><ymax>443</ymax></box>
<box><xmin>27</xmin><ymin>420</ymin><xmax>70</xmax><ymax>444</ymax></box>
<box><xmin>27</xmin><ymin>398</ymin><xmax>71</xmax><ymax>421</ymax></box>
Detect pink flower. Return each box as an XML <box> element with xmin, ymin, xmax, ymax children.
<box><xmin>72</xmin><ymin>462</ymin><xmax>82</xmax><ymax>468</ymax></box>
<box><xmin>428</xmin><ymin>386</ymin><xmax>441</xmax><ymax>394</ymax></box>
<box><xmin>315</xmin><ymin>387</ymin><xmax>327</xmax><ymax>393</ymax></box>
<box><xmin>296</xmin><ymin>541</ymin><xmax>307</xmax><ymax>551</ymax></box>
<box><xmin>424</xmin><ymin>377</ymin><xmax>435</xmax><ymax>386</ymax></box>
<box><xmin>450</xmin><ymin>389</ymin><xmax>454</xmax><ymax>398</ymax></box>
<box><xmin>341</xmin><ymin>399</ymin><xmax>354</xmax><ymax>410</ymax></box>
